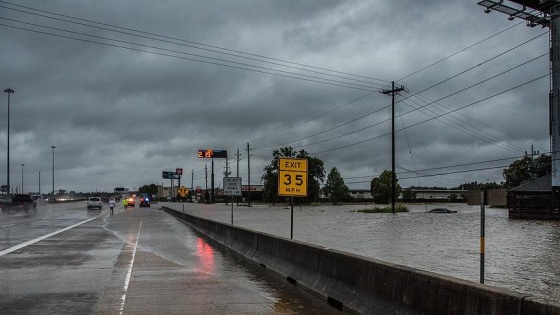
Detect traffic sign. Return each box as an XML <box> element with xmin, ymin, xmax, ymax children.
<box><xmin>176</xmin><ymin>168</ymin><xmax>183</xmax><ymax>176</ymax></box>
<box><xmin>278</xmin><ymin>158</ymin><xmax>308</xmax><ymax>197</ymax></box>
<box><xmin>223</xmin><ymin>177</ymin><xmax>242</xmax><ymax>196</ymax></box>
<box><xmin>178</xmin><ymin>186</ymin><xmax>189</xmax><ymax>198</ymax></box>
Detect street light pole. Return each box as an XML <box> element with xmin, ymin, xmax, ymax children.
<box><xmin>51</xmin><ymin>146</ymin><xmax>56</xmax><ymax>196</ymax></box>
<box><xmin>21</xmin><ymin>163</ymin><xmax>24</xmax><ymax>194</ymax></box>
<box><xmin>4</xmin><ymin>88</ymin><xmax>14</xmax><ymax>194</ymax></box>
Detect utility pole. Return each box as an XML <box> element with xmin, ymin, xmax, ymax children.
<box><xmin>246</xmin><ymin>142</ymin><xmax>251</xmax><ymax>207</ymax></box>
<box><xmin>4</xmin><ymin>88</ymin><xmax>14</xmax><ymax>194</ymax></box>
<box><xmin>235</xmin><ymin>148</ymin><xmax>241</xmax><ymax>178</ymax></box>
<box><xmin>381</xmin><ymin>81</ymin><xmax>405</xmax><ymax>213</ymax></box>
<box><xmin>205</xmin><ymin>164</ymin><xmax>208</xmax><ymax>202</ymax></box>
<box><xmin>191</xmin><ymin>169</ymin><xmax>194</xmax><ymax>202</ymax></box>
<box><xmin>478</xmin><ymin>0</ymin><xmax>558</xmax><ymax>203</ymax></box>
<box><xmin>235</xmin><ymin>148</ymin><xmax>242</xmax><ymax>205</ymax></box>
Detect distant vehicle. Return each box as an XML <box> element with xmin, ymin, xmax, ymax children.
<box><xmin>2</xmin><ymin>194</ymin><xmax>37</xmax><ymax>212</ymax></box>
<box><xmin>125</xmin><ymin>196</ymin><xmax>135</xmax><ymax>208</ymax></box>
<box><xmin>31</xmin><ymin>195</ymin><xmax>42</xmax><ymax>200</ymax></box>
<box><xmin>428</xmin><ymin>208</ymin><xmax>457</xmax><ymax>213</ymax></box>
<box><xmin>87</xmin><ymin>197</ymin><xmax>103</xmax><ymax>210</ymax></box>
<box><xmin>115</xmin><ymin>196</ymin><xmax>121</xmax><ymax>202</ymax></box>
<box><xmin>139</xmin><ymin>195</ymin><xmax>150</xmax><ymax>207</ymax></box>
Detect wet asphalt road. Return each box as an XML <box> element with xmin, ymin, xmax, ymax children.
<box><xmin>0</xmin><ymin>201</ymin><xmax>340</xmax><ymax>314</ymax></box>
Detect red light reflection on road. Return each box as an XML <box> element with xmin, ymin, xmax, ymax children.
<box><xmin>196</xmin><ymin>237</ymin><xmax>215</xmax><ymax>275</ymax></box>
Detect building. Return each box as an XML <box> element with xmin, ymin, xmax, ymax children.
<box><xmin>507</xmin><ymin>174</ymin><xmax>560</xmax><ymax>219</ymax></box>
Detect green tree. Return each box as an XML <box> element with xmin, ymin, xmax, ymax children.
<box><xmin>261</xmin><ymin>147</ymin><xmax>325</xmax><ymax>203</ymax></box>
<box><xmin>138</xmin><ymin>184</ymin><xmax>158</xmax><ymax>197</ymax></box>
<box><xmin>370</xmin><ymin>170</ymin><xmax>401</xmax><ymax>204</ymax></box>
<box><xmin>502</xmin><ymin>154</ymin><xmax>551</xmax><ymax>189</ymax></box>
<box><xmin>323</xmin><ymin>167</ymin><xmax>350</xmax><ymax>204</ymax></box>
<box><xmin>401</xmin><ymin>188</ymin><xmax>416</xmax><ymax>201</ymax></box>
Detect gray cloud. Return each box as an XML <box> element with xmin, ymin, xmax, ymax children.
<box><xmin>0</xmin><ymin>0</ymin><xmax>550</xmax><ymax>193</ymax></box>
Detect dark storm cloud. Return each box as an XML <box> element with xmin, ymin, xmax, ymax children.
<box><xmin>0</xmin><ymin>0</ymin><xmax>551</xmax><ymax>193</ymax></box>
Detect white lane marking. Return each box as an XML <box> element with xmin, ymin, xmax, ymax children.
<box><xmin>0</xmin><ymin>224</ymin><xmax>16</xmax><ymax>228</ymax></box>
<box><xmin>0</xmin><ymin>215</ymin><xmax>102</xmax><ymax>257</ymax></box>
<box><xmin>119</xmin><ymin>220</ymin><xmax>143</xmax><ymax>314</ymax></box>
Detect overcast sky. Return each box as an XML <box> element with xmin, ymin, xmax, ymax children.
<box><xmin>0</xmin><ymin>0</ymin><xmax>551</xmax><ymax>194</ymax></box>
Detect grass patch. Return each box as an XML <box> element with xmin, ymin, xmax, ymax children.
<box><xmin>355</xmin><ymin>205</ymin><xmax>409</xmax><ymax>213</ymax></box>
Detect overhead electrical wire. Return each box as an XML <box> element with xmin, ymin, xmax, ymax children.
<box><xmin>0</xmin><ymin>2</ymin><xmax>389</xmax><ymax>87</ymax></box>
<box><xmin>0</xmin><ymin>19</ymin><xmax>378</xmax><ymax>92</ymax></box>
<box><xmin>410</xmin><ymin>92</ymin><xmax>537</xmax><ymax>151</ymax></box>
<box><xmin>1</xmin><ymin>0</ymin><xmax>539</xmax><ymax>158</ymax></box>
<box><xmin>398</xmin><ymin>32</ymin><xmax>548</xmax><ymax>100</ymax></box>
<box><xmin>397</xmin><ymin>20</ymin><xmax>526</xmax><ymax>82</ymax></box>
<box><xmin>1</xmin><ymin>1</ymin><xmax>549</xmax><ymax>187</ymax></box>
<box><xmin>344</xmin><ymin>154</ymin><xmax>525</xmax><ymax>181</ymax></box>
<box><xmin>310</xmin><ymin>72</ymin><xmax>549</xmax><ymax>156</ymax></box>
<box><xmin>260</xmin><ymin>53</ymin><xmax>548</xmax><ymax>154</ymax></box>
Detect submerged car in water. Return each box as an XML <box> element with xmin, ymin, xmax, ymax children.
<box><xmin>428</xmin><ymin>208</ymin><xmax>457</xmax><ymax>213</ymax></box>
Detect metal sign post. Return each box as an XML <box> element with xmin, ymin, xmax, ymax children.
<box><xmin>178</xmin><ymin>186</ymin><xmax>189</xmax><ymax>212</ymax></box>
<box><xmin>278</xmin><ymin>158</ymin><xmax>308</xmax><ymax>239</ymax></box>
<box><xmin>223</xmin><ymin>177</ymin><xmax>242</xmax><ymax>225</ymax></box>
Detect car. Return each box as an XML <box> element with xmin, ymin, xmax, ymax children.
<box><xmin>87</xmin><ymin>197</ymin><xmax>103</xmax><ymax>210</ymax></box>
<box><xmin>139</xmin><ymin>195</ymin><xmax>151</xmax><ymax>207</ymax></box>
<box><xmin>124</xmin><ymin>196</ymin><xmax>135</xmax><ymax>208</ymax></box>
<box><xmin>428</xmin><ymin>208</ymin><xmax>457</xmax><ymax>213</ymax></box>
<box><xmin>1</xmin><ymin>194</ymin><xmax>37</xmax><ymax>212</ymax></box>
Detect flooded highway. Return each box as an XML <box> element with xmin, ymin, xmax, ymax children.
<box><xmin>163</xmin><ymin>202</ymin><xmax>560</xmax><ymax>301</ymax></box>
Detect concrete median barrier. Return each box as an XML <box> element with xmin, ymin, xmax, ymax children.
<box><xmin>163</xmin><ymin>207</ymin><xmax>560</xmax><ymax>315</ymax></box>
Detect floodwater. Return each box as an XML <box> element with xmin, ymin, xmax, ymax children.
<box><xmin>165</xmin><ymin>202</ymin><xmax>560</xmax><ymax>301</ymax></box>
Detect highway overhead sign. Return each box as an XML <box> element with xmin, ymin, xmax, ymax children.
<box><xmin>278</xmin><ymin>158</ymin><xmax>308</xmax><ymax>197</ymax></box>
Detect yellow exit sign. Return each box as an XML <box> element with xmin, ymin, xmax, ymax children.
<box><xmin>278</xmin><ymin>158</ymin><xmax>308</xmax><ymax>197</ymax></box>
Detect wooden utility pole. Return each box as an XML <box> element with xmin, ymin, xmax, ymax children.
<box><xmin>381</xmin><ymin>81</ymin><xmax>405</xmax><ymax>213</ymax></box>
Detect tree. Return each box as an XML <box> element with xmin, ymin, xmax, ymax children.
<box><xmin>401</xmin><ymin>188</ymin><xmax>416</xmax><ymax>201</ymax></box>
<box><xmin>138</xmin><ymin>184</ymin><xmax>158</xmax><ymax>197</ymax></box>
<box><xmin>323</xmin><ymin>167</ymin><xmax>350</xmax><ymax>204</ymax></box>
<box><xmin>261</xmin><ymin>147</ymin><xmax>325</xmax><ymax>203</ymax></box>
<box><xmin>502</xmin><ymin>154</ymin><xmax>551</xmax><ymax>189</ymax></box>
<box><xmin>370</xmin><ymin>170</ymin><xmax>401</xmax><ymax>204</ymax></box>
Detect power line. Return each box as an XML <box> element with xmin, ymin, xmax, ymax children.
<box><xmin>398</xmin><ymin>20</ymin><xmax>526</xmax><ymax>82</ymax></box>
<box><xmin>309</xmin><ymin>72</ymin><xmax>549</xmax><ymax>155</ymax></box>
<box><xmin>0</xmin><ymin>19</ymin><xmax>378</xmax><ymax>91</ymax></box>
<box><xmin>399</xmin><ymin>32</ymin><xmax>547</xmax><ymax>99</ymax></box>
<box><xmin>0</xmin><ymin>1</ymin><xmax>390</xmax><ymax>86</ymax></box>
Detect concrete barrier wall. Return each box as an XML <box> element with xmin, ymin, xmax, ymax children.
<box><xmin>164</xmin><ymin>207</ymin><xmax>560</xmax><ymax>315</ymax></box>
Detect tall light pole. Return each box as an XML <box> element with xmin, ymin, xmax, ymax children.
<box><xmin>21</xmin><ymin>163</ymin><xmax>24</xmax><ymax>194</ymax></box>
<box><xmin>4</xmin><ymin>88</ymin><xmax>14</xmax><ymax>194</ymax></box>
<box><xmin>51</xmin><ymin>146</ymin><xmax>55</xmax><ymax>196</ymax></box>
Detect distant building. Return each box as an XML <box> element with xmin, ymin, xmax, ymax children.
<box><xmin>348</xmin><ymin>188</ymin><xmax>467</xmax><ymax>201</ymax></box>
<box><xmin>409</xmin><ymin>189</ymin><xmax>467</xmax><ymax>200</ymax></box>
<box><xmin>349</xmin><ymin>189</ymin><xmax>372</xmax><ymax>199</ymax></box>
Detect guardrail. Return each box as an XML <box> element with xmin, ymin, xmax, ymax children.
<box><xmin>163</xmin><ymin>207</ymin><xmax>560</xmax><ymax>315</ymax></box>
